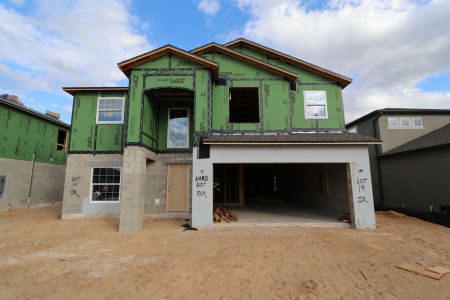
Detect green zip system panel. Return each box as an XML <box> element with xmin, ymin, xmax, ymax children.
<box><xmin>69</xmin><ymin>91</ymin><xmax>125</xmax><ymax>152</ymax></box>
<box><xmin>0</xmin><ymin>102</ymin><xmax>69</xmax><ymax>164</ymax></box>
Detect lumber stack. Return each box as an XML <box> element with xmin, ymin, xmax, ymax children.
<box><xmin>213</xmin><ymin>207</ymin><xmax>239</xmax><ymax>223</ymax></box>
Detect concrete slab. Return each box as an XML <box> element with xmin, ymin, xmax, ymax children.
<box><xmin>214</xmin><ymin>202</ymin><xmax>349</xmax><ymax>229</ymax></box>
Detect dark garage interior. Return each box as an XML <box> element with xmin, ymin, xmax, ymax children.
<box><xmin>213</xmin><ymin>163</ymin><xmax>352</xmax><ymax>225</ymax></box>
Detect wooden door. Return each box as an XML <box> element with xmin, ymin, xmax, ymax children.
<box><xmin>167</xmin><ymin>165</ymin><xmax>190</xmax><ymax>212</ymax></box>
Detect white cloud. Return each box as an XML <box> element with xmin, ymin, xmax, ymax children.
<box><xmin>0</xmin><ymin>0</ymin><xmax>152</xmax><ymax>95</ymax></box>
<box><xmin>232</xmin><ymin>0</ymin><xmax>450</xmax><ymax>122</ymax></box>
<box><xmin>197</xmin><ymin>0</ymin><xmax>221</xmax><ymax>16</ymax></box>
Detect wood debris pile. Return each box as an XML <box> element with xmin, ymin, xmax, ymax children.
<box><xmin>213</xmin><ymin>207</ymin><xmax>239</xmax><ymax>223</ymax></box>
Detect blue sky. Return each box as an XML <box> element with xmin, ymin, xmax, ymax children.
<box><xmin>1</xmin><ymin>0</ymin><xmax>449</xmax><ymax>123</ymax></box>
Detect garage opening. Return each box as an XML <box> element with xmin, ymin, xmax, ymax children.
<box><xmin>213</xmin><ymin>163</ymin><xmax>352</xmax><ymax>226</ymax></box>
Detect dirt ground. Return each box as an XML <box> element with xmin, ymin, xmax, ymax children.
<box><xmin>0</xmin><ymin>206</ymin><xmax>449</xmax><ymax>300</ymax></box>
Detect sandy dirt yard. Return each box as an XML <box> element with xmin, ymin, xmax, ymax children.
<box><xmin>0</xmin><ymin>206</ymin><xmax>449</xmax><ymax>300</ymax></box>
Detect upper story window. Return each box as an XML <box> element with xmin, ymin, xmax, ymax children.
<box><xmin>96</xmin><ymin>97</ymin><xmax>125</xmax><ymax>124</ymax></box>
<box><xmin>388</xmin><ymin>117</ymin><xmax>398</xmax><ymax>127</ymax></box>
<box><xmin>304</xmin><ymin>91</ymin><xmax>328</xmax><ymax>119</ymax></box>
<box><xmin>413</xmin><ymin>117</ymin><xmax>423</xmax><ymax>127</ymax></box>
<box><xmin>400</xmin><ymin>118</ymin><xmax>410</xmax><ymax>127</ymax></box>
<box><xmin>388</xmin><ymin>117</ymin><xmax>424</xmax><ymax>129</ymax></box>
<box><xmin>167</xmin><ymin>108</ymin><xmax>189</xmax><ymax>148</ymax></box>
<box><xmin>229</xmin><ymin>87</ymin><xmax>260</xmax><ymax>123</ymax></box>
<box><xmin>56</xmin><ymin>129</ymin><xmax>67</xmax><ymax>151</ymax></box>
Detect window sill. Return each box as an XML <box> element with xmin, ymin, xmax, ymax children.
<box><xmin>305</xmin><ymin>117</ymin><xmax>328</xmax><ymax>120</ymax></box>
<box><xmin>96</xmin><ymin>121</ymin><xmax>124</xmax><ymax>125</ymax></box>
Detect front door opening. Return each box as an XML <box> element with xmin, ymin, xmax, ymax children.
<box><xmin>167</xmin><ymin>165</ymin><xmax>190</xmax><ymax>212</ymax></box>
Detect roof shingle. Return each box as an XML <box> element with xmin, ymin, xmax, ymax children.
<box><xmin>203</xmin><ymin>131</ymin><xmax>380</xmax><ymax>144</ymax></box>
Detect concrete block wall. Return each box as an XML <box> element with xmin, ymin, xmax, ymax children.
<box><xmin>145</xmin><ymin>153</ymin><xmax>192</xmax><ymax>214</ymax></box>
<box><xmin>61</xmin><ymin>153</ymin><xmax>123</xmax><ymax>217</ymax></box>
<box><xmin>0</xmin><ymin>157</ymin><xmax>66</xmax><ymax>210</ymax></box>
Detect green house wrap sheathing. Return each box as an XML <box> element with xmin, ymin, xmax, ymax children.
<box><xmin>126</xmin><ymin>55</ymin><xmax>210</xmax><ymax>146</ymax></box>
<box><xmin>70</xmin><ymin>91</ymin><xmax>125</xmax><ymax>152</ymax></box>
<box><xmin>0</xmin><ymin>103</ymin><xmax>68</xmax><ymax>164</ymax></box>
<box><xmin>228</xmin><ymin>46</ymin><xmax>346</xmax><ymax>129</ymax></box>
<box><xmin>67</xmin><ymin>42</ymin><xmax>349</xmax><ymax>153</ymax></box>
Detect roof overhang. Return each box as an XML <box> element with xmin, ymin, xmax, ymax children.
<box><xmin>62</xmin><ymin>87</ymin><xmax>128</xmax><ymax>96</ymax></box>
<box><xmin>202</xmin><ymin>132</ymin><xmax>381</xmax><ymax>145</ymax></box>
<box><xmin>118</xmin><ymin>45</ymin><xmax>220</xmax><ymax>79</ymax></box>
<box><xmin>203</xmin><ymin>141</ymin><xmax>381</xmax><ymax>145</ymax></box>
<box><xmin>191</xmin><ymin>43</ymin><xmax>299</xmax><ymax>83</ymax></box>
<box><xmin>224</xmin><ymin>38</ymin><xmax>352</xmax><ymax>88</ymax></box>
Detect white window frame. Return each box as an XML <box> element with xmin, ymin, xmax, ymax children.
<box><xmin>167</xmin><ymin>107</ymin><xmax>190</xmax><ymax>149</ymax></box>
<box><xmin>388</xmin><ymin>117</ymin><xmax>399</xmax><ymax>128</ymax></box>
<box><xmin>96</xmin><ymin>97</ymin><xmax>125</xmax><ymax>124</ymax></box>
<box><xmin>89</xmin><ymin>167</ymin><xmax>122</xmax><ymax>203</ymax></box>
<box><xmin>304</xmin><ymin>91</ymin><xmax>328</xmax><ymax>120</ymax></box>
<box><xmin>400</xmin><ymin>118</ymin><xmax>411</xmax><ymax>127</ymax></box>
<box><xmin>412</xmin><ymin>117</ymin><xmax>423</xmax><ymax>128</ymax></box>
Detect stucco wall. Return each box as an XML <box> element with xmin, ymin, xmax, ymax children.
<box><xmin>379</xmin><ymin>115</ymin><xmax>450</xmax><ymax>152</ymax></box>
<box><xmin>0</xmin><ymin>157</ymin><xmax>66</xmax><ymax>210</ymax></box>
<box><xmin>192</xmin><ymin>145</ymin><xmax>376</xmax><ymax>229</ymax></box>
<box><xmin>380</xmin><ymin>147</ymin><xmax>450</xmax><ymax>212</ymax></box>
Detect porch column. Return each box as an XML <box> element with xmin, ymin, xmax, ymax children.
<box><xmin>347</xmin><ymin>159</ymin><xmax>376</xmax><ymax>229</ymax></box>
<box><xmin>191</xmin><ymin>148</ymin><xmax>213</xmax><ymax>228</ymax></box>
<box><xmin>119</xmin><ymin>146</ymin><xmax>154</xmax><ymax>232</ymax></box>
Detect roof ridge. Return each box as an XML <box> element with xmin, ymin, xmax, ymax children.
<box><xmin>223</xmin><ymin>37</ymin><xmax>352</xmax><ymax>87</ymax></box>
<box><xmin>191</xmin><ymin>43</ymin><xmax>299</xmax><ymax>82</ymax></box>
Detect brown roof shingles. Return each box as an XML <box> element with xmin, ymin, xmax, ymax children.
<box><xmin>203</xmin><ymin>132</ymin><xmax>380</xmax><ymax>144</ymax></box>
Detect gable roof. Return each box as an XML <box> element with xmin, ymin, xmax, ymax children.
<box><xmin>203</xmin><ymin>131</ymin><xmax>380</xmax><ymax>145</ymax></box>
<box><xmin>224</xmin><ymin>38</ymin><xmax>352</xmax><ymax>88</ymax></box>
<box><xmin>117</xmin><ymin>45</ymin><xmax>220</xmax><ymax>78</ymax></box>
<box><xmin>346</xmin><ymin>108</ymin><xmax>450</xmax><ymax>128</ymax></box>
<box><xmin>0</xmin><ymin>95</ymin><xmax>70</xmax><ymax>129</ymax></box>
<box><xmin>191</xmin><ymin>43</ymin><xmax>299</xmax><ymax>82</ymax></box>
<box><xmin>63</xmin><ymin>87</ymin><xmax>128</xmax><ymax>96</ymax></box>
<box><xmin>380</xmin><ymin>123</ymin><xmax>450</xmax><ymax>157</ymax></box>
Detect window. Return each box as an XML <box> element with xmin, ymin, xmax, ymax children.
<box><xmin>400</xmin><ymin>118</ymin><xmax>410</xmax><ymax>127</ymax></box>
<box><xmin>96</xmin><ymin>98</ymin><xmax>124</xmax><ymax>124</ymax></box>
<box><xmin>0</xmin><ymin>175</ymin><xmax>6</xmax><ymax>198</ymax></box>
<box><xmin>388</xmin><ymin>117</ymin><xmax>398</xmax><ymax>127</ymax></box>
<box><xmin>56</xmin><ymin>129</ymin><xmax>67</xmax><ymax>151</ymax></box>
<box><xmin>413</xmin><ymin>117</ymin><xmax>423</xmax><ymax>127</ymax></box>
<box><xmin>167</xmin><ymin>108</ymin><xmax>189</xmax><ymax>148</ymax></box>
<box><xmin>229</xmin><ymin>87</ymin><xmax>260</xmax><ymax>123</ymax></box>
<box><xmin>304</xmin><ymin>91</ymin><xmax>327</xmax><ymax>119</ymax></box>
<box><xmin>91</xmin><ymin>167</ymin><xmax>121</xmax><ymax>202</ymax></box>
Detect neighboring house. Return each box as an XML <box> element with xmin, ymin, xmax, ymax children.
<box><xmin>0</xmin><ymin>94</ymin><xmax>70</xmax><ymax>210</ymax></box>
<box><xmin>346</xmin><ymin>108</ymin><xmax>450</xmax><ymax>221</ymax></box>
<box><xmin>62</xmin><ymin>38</ymin><xmax>379</xmax><ymax>232</ymax></box>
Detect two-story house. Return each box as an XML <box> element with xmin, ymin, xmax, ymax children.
<box><xmin>61</xmin><ymin>38</ymin><xmax>379</xmax><ymax>232</ymax></box>
<box><xmin>346</xmin><ymin>108</ymin><xmax>450</xmax><ymax>225</ymax></box>
<box><xmin>0</xmin><ymin>94</ymin><xmax>70</xmax><ymax>210</ymax></box>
